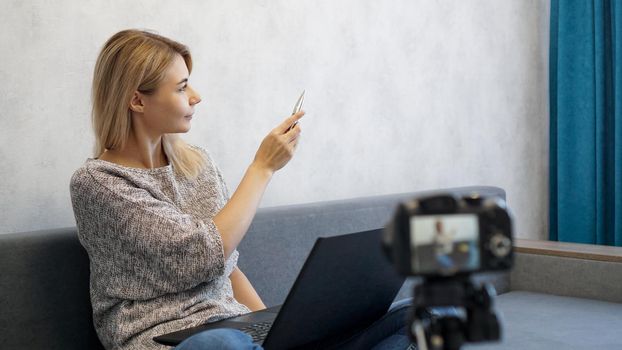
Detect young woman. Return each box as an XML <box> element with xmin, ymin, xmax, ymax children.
<box><xmin>70</xmin><ymin>29</ymin><xmax>413</xmax><ymax>350</ymax></box>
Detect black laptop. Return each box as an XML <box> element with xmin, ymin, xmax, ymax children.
<box><xmin>154</xmin><ymin>229</ymin><xmax>405</xmax><ymax>349</ymax></box>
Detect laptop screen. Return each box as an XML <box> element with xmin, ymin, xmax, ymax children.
<box><xmin>262</xmin><ymin>229</ymin><xmax>405</xmax><ymax>349</ymax></box>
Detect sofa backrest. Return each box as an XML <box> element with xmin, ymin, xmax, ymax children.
<box><xmin>0</xmin><ymin>186</ymin><xmax>504</xmax><ymax>350</ymax></box>
<box><xmin>239</xmin><ymin>186</ymin><xmax>506</xmax><ymax>306</ymax></box>
<box><xmin>0</xmin><ymin>228</ymin><xmax>104</xmax><ymax>350</ymax></box>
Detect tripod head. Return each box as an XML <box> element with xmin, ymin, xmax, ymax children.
<box><xmin>410</xmin><ymin>276</ymin><xmax>501</xmax><ymax>350</ymax></box>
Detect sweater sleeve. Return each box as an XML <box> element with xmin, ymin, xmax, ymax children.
<box><xmin>201</xmin><ymin>148</ymin><xmax>239</xmax><ymax>276</ymax></box>
<box><xmin>70</xmin><ymin>167</ymin><xmax>226</xmax><ymax>301</ymax></box>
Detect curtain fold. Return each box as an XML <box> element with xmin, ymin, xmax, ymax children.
<box><xmin>550</xmin><ymin>0</ymin><xmax>622</xmax><ymax>246</ymax></box>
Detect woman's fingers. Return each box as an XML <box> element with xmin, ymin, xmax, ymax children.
<box><xmin>276</xmin><ymin>111</ymin><xmax>305</xmax><ymax>134</ymax></box>
<box><xmin>253</xmin><ymin>113</ymin><xmax>304</xmax><ymax>173</ymax></box>
<box><xmin>290</xmin><ymin>137</ymin><xmax>300</xmax><ymax>152</ymax></box>
<box><xmin>284</xmin><ymin>124</ymin><xmax>302</xmax><ymax>144</ymax></box>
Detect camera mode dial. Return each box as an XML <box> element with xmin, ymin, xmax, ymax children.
<box><xmin>489</xmin><ymin>233</ymin><xmax>511</xmax><ymax>258</ymax></box>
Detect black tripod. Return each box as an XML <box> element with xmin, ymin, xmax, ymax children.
<box><xmin>409</xmin><ymin>276</ymin><xmax>501</xmax><ymax>350</ymax></box>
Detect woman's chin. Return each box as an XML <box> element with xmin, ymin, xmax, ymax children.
<box><xmin>178</xmin><ymin>120</ymin><xmax>192</xmax><ymax>133</ymax></box>
<box><xmin>181</xmin><ymin>116</ymin><xmax>193</xmax><ymax>132</ymax></box>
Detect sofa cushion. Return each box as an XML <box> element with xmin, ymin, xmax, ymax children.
<box><xmin>463</xmin><ymin>291</ymin><xmax>622</xmax><ymax>349</ymax></box>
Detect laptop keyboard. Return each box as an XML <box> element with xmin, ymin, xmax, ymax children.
<box><xmin>239</xmin><ymin>321</ymin><xmax>273</xmax><ymax>343</ymax></box>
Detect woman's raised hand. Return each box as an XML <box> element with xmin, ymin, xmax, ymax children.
<box><xmin>252</xmin><ymin>111</ymin><xmax>304</xmax><ymax>174</ymax></box>
<box><xmin>215</xmin><ymin>111</ymin><xmax>304</xmax><ymax>257</ymax></box>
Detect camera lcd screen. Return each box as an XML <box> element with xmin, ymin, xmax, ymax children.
<box><xmin>409</xmin><ymin>214</ymin><xmax>480</xmax><ymax>274</ymax></box>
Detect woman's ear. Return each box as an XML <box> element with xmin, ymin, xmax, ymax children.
<box><xmin>129</xmin><ymin>91</ymin><xmax>145</xmax><ymax>113</ymax></box>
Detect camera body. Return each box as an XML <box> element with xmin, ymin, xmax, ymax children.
<box><xmin>383</xmin><ymin>193</ymin><xmax>513</xmax><ymax>278</ymax></box>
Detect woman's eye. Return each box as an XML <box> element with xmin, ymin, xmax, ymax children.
<box><xmin>178</xmin><ymin>85</ymin><xmax>187</xmax><ymax>92</ymax></box>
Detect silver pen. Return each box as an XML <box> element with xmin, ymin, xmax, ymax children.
<box><xmin>287</xmin><ymin>90</ymin><xmax>305</xmax><ymax>132</ymax></box>
<box><xmin>292</xmin><ymin>90</ymin><xmax>305</xmax><ymax>115</ymax></box>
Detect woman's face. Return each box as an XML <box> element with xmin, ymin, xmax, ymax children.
<box><xmin>138</xmin><ymin>54</ymin><xmax>201</xmax><ymax>135</ymax></box>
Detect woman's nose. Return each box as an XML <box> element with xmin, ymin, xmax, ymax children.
<box><xmin>189</xmin><ymin>86</ymin><xmax>201</xmax><ymax>105</ymax></box>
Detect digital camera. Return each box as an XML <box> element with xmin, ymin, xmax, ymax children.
<box><xmin>383</xmin><ymin>193</ymin><xmax>513</xmax><ymax>277</ymax></box>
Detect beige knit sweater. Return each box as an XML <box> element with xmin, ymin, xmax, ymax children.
<box><xmin>69</xmin><ymin>145</ymin><xmax>250</xmax><ymax>350</ymax></box>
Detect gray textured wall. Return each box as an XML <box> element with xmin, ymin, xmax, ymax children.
<box><xmin>0</xmin><ymin>0</ymin><xmax>550</xmax><ymax>239</ymax></box>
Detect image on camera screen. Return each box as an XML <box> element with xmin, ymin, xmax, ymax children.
<box><xmin>409</xmin><ymin>214</ymin><xmax>480</xmax><ymax>274</ymax></box>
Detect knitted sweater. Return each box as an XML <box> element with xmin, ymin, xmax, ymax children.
<box><xmin>69</xmin><ymin>146</ymin><xmax>251</xmax><ymax>350</ymax></box>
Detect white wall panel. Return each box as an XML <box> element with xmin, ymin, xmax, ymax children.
<box><xmin>0</xmin><ymin>0</ymin><xmax>550</xmax><ymax>239</ymax></box>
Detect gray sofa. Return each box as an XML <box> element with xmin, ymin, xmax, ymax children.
<box><xmin>2</xmin><ymin>186</ymin><xmax>621</xmax><ymax>349</ymax></box>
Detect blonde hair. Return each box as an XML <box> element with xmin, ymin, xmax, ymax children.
<box><xmin>91</xmin><ymin>29</ymin><xmax>206</xmax><ymax>179</ymax></box>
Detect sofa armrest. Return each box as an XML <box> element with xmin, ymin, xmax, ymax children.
<box><xmin>510</xmin><ymin>239</ymin><xmax>622</xmax><ymax>303</ymax></box>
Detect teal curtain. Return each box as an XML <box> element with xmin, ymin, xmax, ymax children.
<box><xmin>550</xmin><ymin>0</ymin><xmax>622</xmax><ymax>246</ymax></box>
